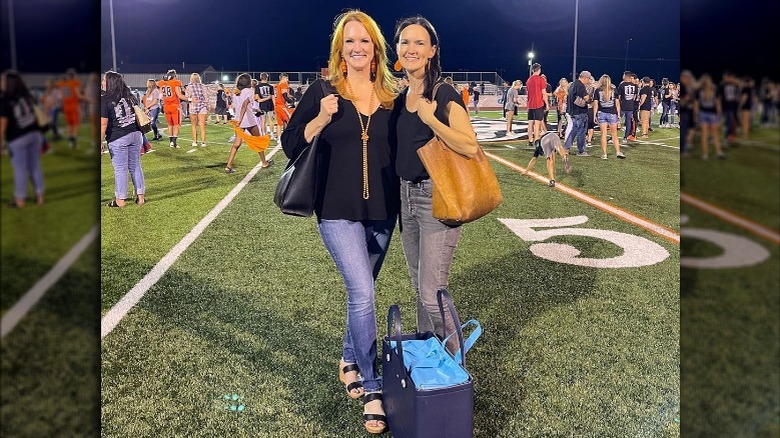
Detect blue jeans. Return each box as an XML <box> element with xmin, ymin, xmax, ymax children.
<box><xmin>399</xmin><ymin>179</ymin><xmax>462</xmax><ymax>345</ymax></box>
<box><xmin>318</xmin><ymin>217</ymin><xmax>396</xmax><ymax>392</ymax></box>
<box><xmin>149</xmin><ymin>107</ymin><xmax>161</xmax><ymax>137</ymax></box>
<box><xmin>108</xmin><ymin>131</ymin><xmax>145</xmax><ymax>199</ymax></box>
<box><xmin>660</xmin><ymin>102</ymin><xmax>670</xmax><ymax>125</ymax></box>
<box><xmin>8</xmin><ymin>131</ymin><xmax>45</xmax><ymax>200</ymax></box>
<box><xmin>621</xmin><ymin>110</ymin><xmax>634</xmax><ymax>139</ymax></box>
<box><xmin>564</xmin><ymin>113</ymin><xmax>588</xmax><ymax>154</ymax></box>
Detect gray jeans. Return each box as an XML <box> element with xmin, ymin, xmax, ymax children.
<box><xmin>399</xmin><ymin>178</ymin><xmax>462</xmax><ymax>345</ymax></box>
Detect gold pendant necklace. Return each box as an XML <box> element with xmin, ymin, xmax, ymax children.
<box><xmin>347</xmin><ymin>81</ymin><xmax>374</xmax><ymax>200</ymax></box>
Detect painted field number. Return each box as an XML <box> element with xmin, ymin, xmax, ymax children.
<box><xmin>499</xmin><ymin>216</ymin><xmax>671</xmax><ymax>268</ymax></box>
<box><xmin>680</xmin><ymin>215</ymin><xmax>770</xmax><ymax>269</ymax></box>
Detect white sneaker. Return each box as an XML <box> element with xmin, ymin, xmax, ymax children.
<box><xmin>169</xmin><ymin>141</ymin><xmax>175</xmax><ymax>148</ymax></box>
<box><xmin>192</xmin><ymin>141</ymin><xmax>197</xmax><ymax>147</ymax></box>
<box><xmin>200</xmin><ymin>142</ymin><xmax>207</xmax><ymax>147</ymax></box>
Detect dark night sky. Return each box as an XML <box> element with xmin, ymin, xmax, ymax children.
<box><xmin>3</xmin><ymin>1</ymin><xmax>778</xmax><ymax>82</ymax></box>
<box><xmin>97</xmin><ymin>0</ymin><xmax>680</xmax><ymax>83</ymax></box>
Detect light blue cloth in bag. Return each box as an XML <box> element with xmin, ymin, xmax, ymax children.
<box><xmin>389</xmin><ymin>320</ymin><xmax>482</xmax><ymax>390</ymax></box>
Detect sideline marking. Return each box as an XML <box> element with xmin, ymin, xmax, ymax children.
<box><xmin>1</xmin><ymin>225</ymin><xmax>99</xmax><ymax>338</ymax></box>
<box><xmin>485</xmin><ymin>151</ymin><xmax>680</xmax><ymax>244</ymax></box>
<box><xmin>101</xmin><ymin>146</ymin><xmax>282</xmax><ymax>338</ymax></box>
<box><xmin>681</xmin><ymin>191</ymin><xmax>780</xmax><ymax>245</ymax></box>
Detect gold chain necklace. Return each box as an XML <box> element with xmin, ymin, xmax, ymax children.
<box><xmin>346</xmin><ymin>81</ymin><xmax>374</xmax><ymax>200</ymax></box>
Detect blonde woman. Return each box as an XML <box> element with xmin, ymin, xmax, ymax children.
<box><xmin>187</xmin><ymin>73</ymin><xmax>208</xmax><ymax>147</ymax></box>
<box><xmin>143</xmin><ymin>79</ymin><xmax>162</xmax><ymax>141</ymax></box>
<box><xmin>280</xmin><ymin>10</ymin><xmax>398</xmax><ymax>434</ymax></box>
<box><xmin>554</xmin><ymin>78</ymin><xmax>568</xmax><ymax>138</ymax></box>
<box><xmin>693</xmin><ymin>74</ymin><xmax>724</xmax><ymax>160</ymax></box>
<box><xmin>592</xmin><ymin>74</ymin><xmax>624</xmax><ymax>160</ymax></box>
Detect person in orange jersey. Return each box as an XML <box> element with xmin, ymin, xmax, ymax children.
<box><xmin>156</xmin><ymin>69</ymin><xmax>187</xmax><ymax>148</ymax></box>
<box><xmin>57</xmin><ymin>68</ymin><xmax>86</xmax><ymax>149</ymax></box>
<box><xmin>274</xmin><ymin>73</ymin><xmax>293</xmax><ymax>138</ymax></box>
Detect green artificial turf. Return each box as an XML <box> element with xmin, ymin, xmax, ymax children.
<box><xmin>100</xmin><ymin>115</ymin><xmax>680</xmax><ymax>436</ymax></box>
<box><xmin>1</xmin><ymin>125</ymin><xmax>100</xmax><ymax>437</ymax></box>
<box><xmin>680</xmin><ymin>124</ymin><xmax>780</xmax><ymax>437</ymax></box>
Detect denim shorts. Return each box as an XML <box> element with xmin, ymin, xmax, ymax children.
<box><xmin>698</xmin><ymin>112</ymin><xmax>719</xmax><ymax>125</ymax></box>
<box><xmin>597</xmin><ymin>111</ymin><xmax>619</xmax><ymax>125</ymax></box>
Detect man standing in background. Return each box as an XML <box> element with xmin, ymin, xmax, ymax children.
<box><xmin>526</xmin><ymin>63</ymin><xmax>549</xmax><ymax>147</ymax></box>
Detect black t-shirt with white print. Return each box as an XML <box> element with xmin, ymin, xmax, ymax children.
<box><xmin>101</xmin><ymin>95</ymin><xmax>140</xmax><ymax>143</ymax></box>
<box><xmin>617</xmin><ymin>81</ymin><xmax>638</xmax><ymax>111</ymax></box>
<box><xmin>255</xmin><ymin>82</ymin><xmax>275</xmax><ymax>111</ymax></box>
<box><xmin>594</xmin><ymin>86</ymin><xmax>618</xmax><ymax>115</ymax></box>
<box><xmin>719</xmin><ymin>81</ymin><xmax>740</xmax><ymax>110</ymax></box>
<box><xmin>0</xmin><ymin>95</ymin><xmax>40</xmax><ymax>142</ymax></box>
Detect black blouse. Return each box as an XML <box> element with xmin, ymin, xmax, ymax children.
<box><xmin>281</xmin><ymin>79</ymin><xmax>399</xmax><ymax>221</ymax></box>
<box><xmin>394</xmin><ymin>81</ymin><xmax>465</xmax><ymax>182</ymax></box>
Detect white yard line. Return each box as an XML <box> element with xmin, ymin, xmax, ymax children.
<box><xmin>485</xmin><ymin>152</ymin><xmax>680</xmax><ymax>244</ymax></box>
<box><xmin>1</xmin><ymin>225</ymin><xmax>99</xmax><ymax>338</ymax></box>
<box><xmin>681</xmin><ymin>192</ymin><xmax>780</xmax><ymax>245</ymax></box>
<box><xmin>101</xmin><ymin>146</ymin><xmax>282</xmax><ymax>339</ymax></box>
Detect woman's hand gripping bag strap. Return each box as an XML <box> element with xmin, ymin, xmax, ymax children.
<box><xmin>273</xmin><ymin>80</ymin><xmax>334</xmax><ymax>217</ymax></box>
<box><xmin>416</xmin><ymin>83</ymin><xmax>503</xmax><ymax>225</ymax></box>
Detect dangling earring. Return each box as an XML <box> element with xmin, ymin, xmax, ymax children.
<box><xmin>393</xmin><ymin>59</ymin><xmax>402</xmax><ymax>72</ymax></box>
<box><xmin>340</xmin><ymin>59</ymin><xmax>347</xmax><ymax>77</ymax></box>
<box><xmin>370</xmin><ymin>59</ymin><xmax>377</xmax><ymax>82</ymax></box>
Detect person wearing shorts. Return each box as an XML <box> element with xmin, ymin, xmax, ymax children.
<box><xmin>694</xmin><ymin>74</ymin><xmax>724</xmax><ymax>160</ymax></box>
<box><xmin>524</xmin><ymin>131</ymin><xmax>571</xmax><ymax>187</ymax></box>
<box><xmin>57</xmin><ymin>68</ymin><xmax>85</xmax><ymax>149</ymax></box>
<box><xmin>526</xmin><ymin>63</ymin><xmax>548</xmax><ymax>146</ymax></box>
<box><xmin>187</xmin><ymin>73</ymin><xmax>209</xmax><ymax>147</ymax></box>
<box><xmin>156</xmin><ymin>69</ymin><xmax>187</xmax><ymax>148</ymax></box>
<box><xmin>592</xmin><ymin>74</ymin><xmax>625</xmax><ymax>160</ymax></box>
<box><xmin>255</xmin><ymin>73</ymin><xmax>275</xmax><ymax>137</ymax></box>
<box><xmin>505</xmin><ymin>80</ymin><xmax>521</xmax><ymax>135</ymax></box>
<box><xmin>274</xmin><ymin>73</ymin><xmax>292</xmax><ymax>137</ymax></box>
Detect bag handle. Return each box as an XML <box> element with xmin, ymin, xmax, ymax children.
<box><xmin>387</xmin><ymin>304</ymin><xmax>405</xmax><ymax>367</ymax></box>
<box><xmin>442</xmin><ymin>320</ymin><xmax>482</xmax><ymax>365</ymax></box>
<box><xmin>436</xmin><ymin>289</ymin><xmax>467</xmax><ymax>367</ymax></box>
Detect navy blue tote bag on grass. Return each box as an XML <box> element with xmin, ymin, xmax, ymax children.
<box><xmin>382</xmin><ymin>289</ymin><xmax>482</xmax><ymax>438</ymax></box>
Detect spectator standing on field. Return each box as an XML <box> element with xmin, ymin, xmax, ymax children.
<box><xmin>526</xmin><ymin>63</ymin><xmax>549</xmax><ymax>147</ymax></box>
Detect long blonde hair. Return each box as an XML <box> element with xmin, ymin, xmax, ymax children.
<box><xmin>599</xmin><ymin>74</ymin><xmax>613</xmax><ymax>101</ymax></box>
<box><xmin>327</xmin><ymin>10</ymin><xmax>396</xmax><ymax>108</ymax></box>
<box><xmin>189</xmin><ymin>73</ymin><xmax>201</xmax><ymax>84</ymax></box>
<box><xmin>699</xmin><ymin>74</ymin><xmax>715</xmax><ymax>101</ymax></box>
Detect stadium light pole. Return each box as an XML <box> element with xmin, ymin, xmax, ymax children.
<box><xmin>8</xmin><ymin>0</ymin><xmax>17</xmax><ymax>70</ymax></box>
<box><xmin>572</xmin><ymin>0</ymin><xmax>579</xmax><ymax>81</ymax></box>
<box><xmin>527</xmin><ymin>51</ymin><xmax>534</xmax><ymax>78</ymax></box>
<box><xmin>624</xmin><ymin>38</ymin><xmax>632</xmax><ymax>72</ymax></box>
<box><xmin>109</xmin><ymin>0</ymin><xmax>117</xmax><ymax>71</ymax></box>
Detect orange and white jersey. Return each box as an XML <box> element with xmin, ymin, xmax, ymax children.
<box><xmin>157</xmin><ymin>79</ymin><xmax>183</xmax><ymax>107</ymax></box>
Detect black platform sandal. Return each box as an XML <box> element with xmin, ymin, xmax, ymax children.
<box><xmin>363</xmin><ymin>392</ymin><xmax>388</xmax><ymax>434</ymax></box>
<box><xmin>338</xmin><ymin>361</ymin><xmax>364</xmax><ymax>399</ymax></box>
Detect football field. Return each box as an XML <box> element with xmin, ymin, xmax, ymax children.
<box><xmin>98</xmin><ymin>112</ymin><xmax>681</xmax><ymax>437</ymax></box>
